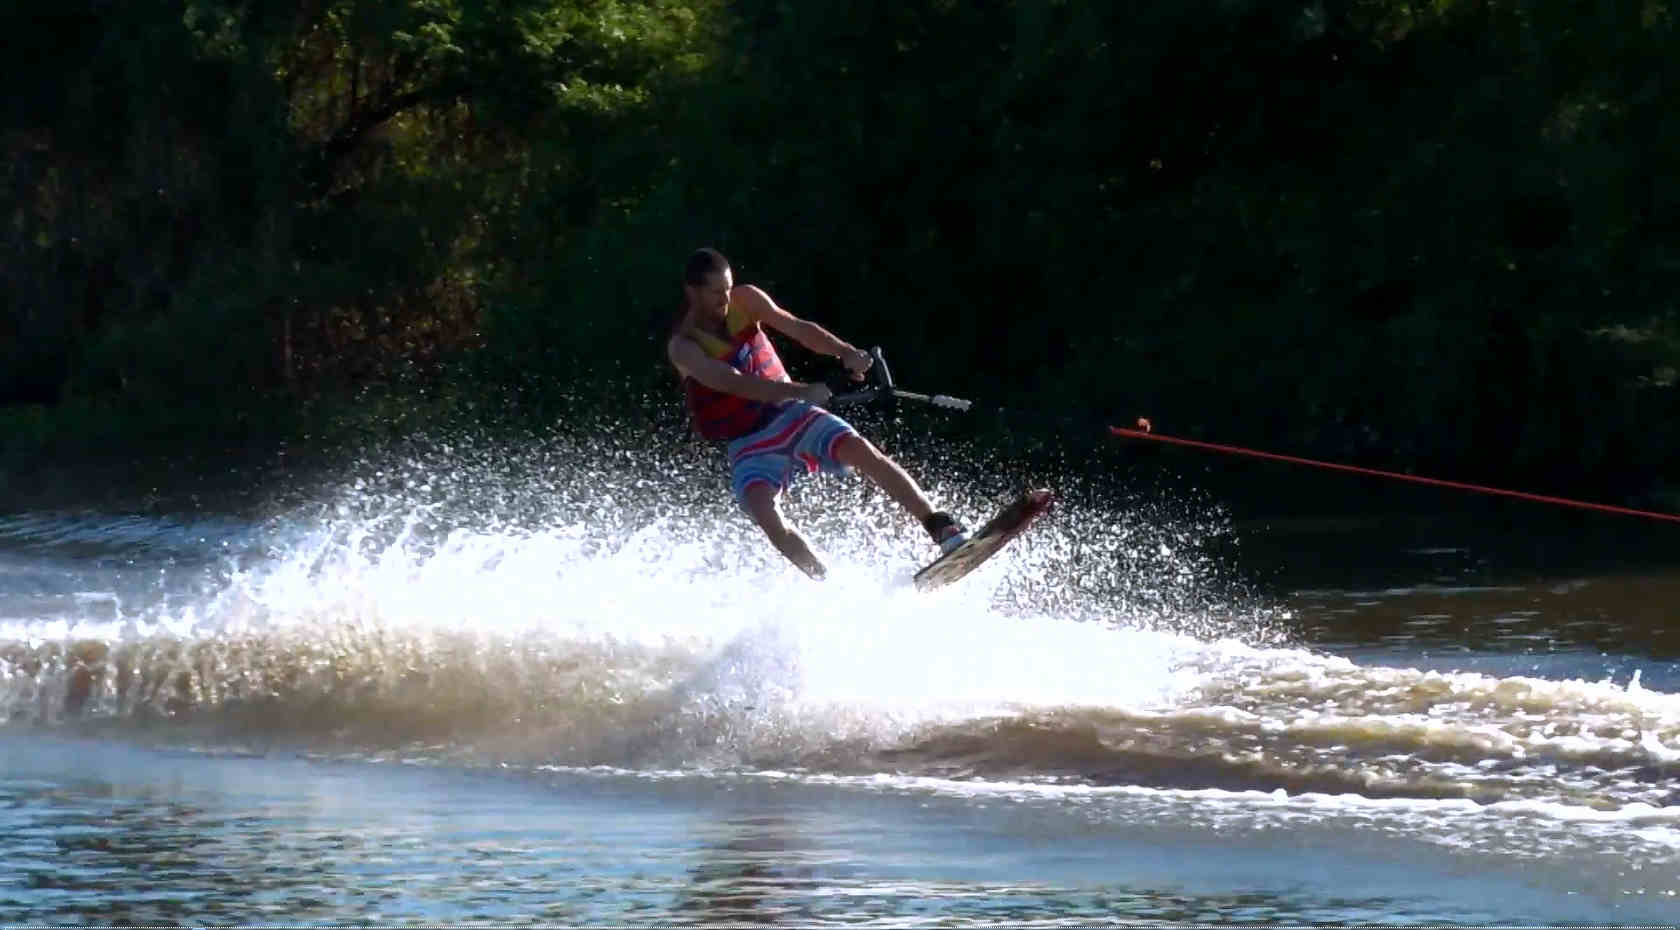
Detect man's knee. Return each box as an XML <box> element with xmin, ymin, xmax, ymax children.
<box><xmin>831</xmin><ymin>432</ymin><xmax>880</xmax><ymax>467</ymax></box>
<box><xmin>741</xmin><ymin>483</ymin><xmax>784</xmax><ymax>529</ymax></box>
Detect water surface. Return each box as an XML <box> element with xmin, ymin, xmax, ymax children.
<box><xmin>2</xmin><ymin>433</ymin><xmax>1676</xmax><ymax>924</ymax></box>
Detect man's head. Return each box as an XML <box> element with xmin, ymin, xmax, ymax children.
<box><xmin>683</xmin><ymin>247</ymin><xmax>733</xmax><ymax>317</ymax></box>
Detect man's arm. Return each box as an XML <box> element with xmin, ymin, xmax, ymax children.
<box><xmin>733</xmin><ymin>285</ymin><xmax>872</xmax><ymax>376</ymax></box>
<box><xmin>667</xmin><ymin>333</ymin><xmax>829</xmax><ymax>405</ymax></box>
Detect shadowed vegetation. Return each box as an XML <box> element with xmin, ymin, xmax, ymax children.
<box><xmin>4</xmin><ymin>0</ymin><xmax>1676</xmax><ymax>511</ymax></box>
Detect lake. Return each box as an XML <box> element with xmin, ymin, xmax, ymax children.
<box><xmin>2</xmin><ymin>429</ymin><xmax>1676</xmax><ymax>925</ymax></box>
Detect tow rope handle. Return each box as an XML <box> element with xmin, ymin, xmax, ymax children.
<box><xmin>828</xmin><ymin>347</ymin><xmax>973</xmax><ymax>411</ymax></box>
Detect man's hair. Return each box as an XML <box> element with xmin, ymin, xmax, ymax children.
<box><xmin>683</xmin><ymin>247</ymin><xmax>731</xmax><ymax>286</ymax></box>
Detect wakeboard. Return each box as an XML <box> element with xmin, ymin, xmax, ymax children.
<box><xmin>913</xmin><ymin>488</ymin><xmax>1053</xmax><ymax>591</ymax></box>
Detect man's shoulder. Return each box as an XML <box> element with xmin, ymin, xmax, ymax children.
<box><xmin>666</xmin><ymin>326</ymin><xmax>701</xmax><ymax>365</ymax></box>
<box><xmin>729</xmin><ymin>284</ymin><xmax>775</xmax><ymax>315</ymax></box>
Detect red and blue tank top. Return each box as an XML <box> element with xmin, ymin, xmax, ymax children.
<box><xmin>681</xmin><ymin>296</ymin><xmax>790</xmax><ymax>441</ymax></box>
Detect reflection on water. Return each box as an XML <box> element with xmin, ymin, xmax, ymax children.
<box><xmin>677</xmin><ymin>813</ymin><xmax>810</xmax><ymax>925</ymax></box>
<box><xmin>1228</xmin><ymin>508</ymin><xmax>1680</xmax><ymax>669</ymax></box>
<box><xmin>6</xmin><ymin>778</ymin><xmax>353</xmax><ymax>922</ymax></box>
<box><xmin>1290</xmin><ymin>570</ymin><xmax>1680</xmax><ymax>667</ymax></box>
<box><xmin>5</xmin><ymin>735</ymin><xmax>1662</xmax><ymax>926</ymax></box>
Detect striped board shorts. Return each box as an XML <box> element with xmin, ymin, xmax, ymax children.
<box><xmin>725</xmin><ymin>402</ymin><xmax>859</xmax><ymax>506</ymax></box>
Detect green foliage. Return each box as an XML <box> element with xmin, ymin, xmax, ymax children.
<box><xmin>3</xmin><ymin>0</ymin><xmax>1677</xmax><ymax>505</ymax></box>
<box><xmin>3</xmin><ymin>0</ymin><xmax>711</xmax><ymax>410</ymax></box>
<box><xmin>590</xmin><ymin>0</ymin><xmax>1677</xmax><ymax>493</ymax></box>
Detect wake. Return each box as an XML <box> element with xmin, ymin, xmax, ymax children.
<box><xmin>0</xmin><ymin>420</ymin><xmax>1257</xmax><ymax>750</ymax></box>
<box><xmin>2</xmin><ymin>421</ymin><xmax>1676</xmax><ymax>869</ymax></box>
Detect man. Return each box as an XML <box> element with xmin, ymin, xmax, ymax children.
<box><xmin>666</xmin><ymin>247</ymin><xmax>968</xmax><ymax>578</ymax></box>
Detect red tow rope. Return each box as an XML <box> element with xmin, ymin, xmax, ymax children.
<box><xmin>1109</xmin><ymin>418</ymin><xmax>1680</xmax><ymax>524</ymax></box>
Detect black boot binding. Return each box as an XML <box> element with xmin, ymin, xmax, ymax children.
<box><xmin>922</xmin><ymin>511</ymin><xmax>969</xmax><ymax>554</ymax></box>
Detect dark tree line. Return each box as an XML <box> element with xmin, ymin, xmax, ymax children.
<box><xmin>4</xmin><ymin>0</ymin><xmax>1676</xmax><ymax>501</ymax></box>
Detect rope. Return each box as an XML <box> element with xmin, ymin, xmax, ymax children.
<box><xmin>1108</xmin><ymin>422</ymin><xmax>1680</xmax><ymax>524</ymax></box>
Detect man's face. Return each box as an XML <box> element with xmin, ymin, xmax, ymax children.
<box><xmin>692</xmin><ymin>268</ymin><xmax>733</xmax><ymax>317</ymax></box>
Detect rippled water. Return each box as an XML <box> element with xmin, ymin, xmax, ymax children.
<box><xmin>4</xmin><ymin>735</ymin><xmax>1658</xmax><ymax>926</ymax></box>
<box><xmin>1</xmin><ymin>427</ymin><xmax>1676</xmax><ymax>924</ymax></box>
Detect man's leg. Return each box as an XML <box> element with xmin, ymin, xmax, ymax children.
<box><xmin>831</xmin><ymin>432</ymin><xmax>968</xmax><ymax>551</ymax></box>
<box><xmin>831</xmin><ymin>433</ymin><xmax>935</xmax><ymax>521</ymax></box>
<box><xmin>741</xmin><ymin>483</ymin><xmax>827</xmax><ymax>579</ymax></box>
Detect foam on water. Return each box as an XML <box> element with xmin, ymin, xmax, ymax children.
<box><xmin>0</xmin><ymin>426</ymin><xmax>1676</xmax><ymax>839</ymax></box>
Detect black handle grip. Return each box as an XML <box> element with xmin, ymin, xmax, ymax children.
<box><xmin>825</xmin><ymin>346</ymin><xmax>897</xmax><ymax>408</ymax></box>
